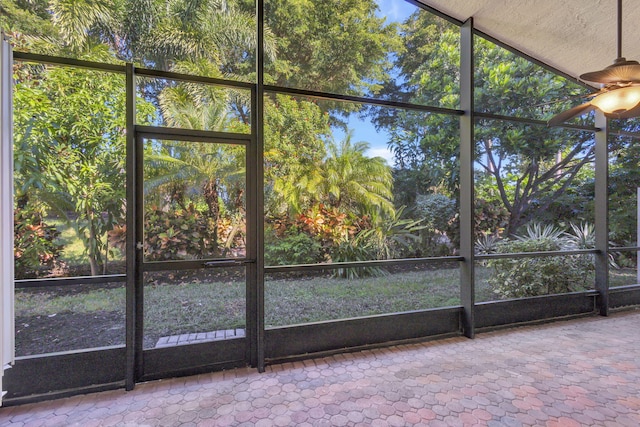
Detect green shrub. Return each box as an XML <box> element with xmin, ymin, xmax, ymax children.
<box><xmin>329</xmin><ymin>239</ymin><xmax>386</xmax><ymax>279</ymax></box>
<box><xmin>487</xmin><ymin>222</ymin><xmax>594</xmax><ymax>299</ymax></box>
<box><xmin>414</xmin><ymin>193</ymin><xmax>456</xmax><ymax>255</ymax></box>
<box><xmin>144</xmin><ymin>204</ymin><xmax>216</xmax><ymax>260</ymax></box>
<box><xmin>14</xmin><ymin>206</ymin><xmax>63</xmax><ymax>278</ymax></box>
<box><xmin>264</xmin><ymin>227</ymin><xmax>323</xmax><ymax>266</ymax></box>
<box><xmin>474</xmin><ymin>198</ymin><xmax>510</xmax><ymax>239</ymax></box>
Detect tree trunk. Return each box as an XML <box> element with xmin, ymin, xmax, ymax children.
<box><xmin>88</xmin><ymin>221</ymin><xmax>100</xmax><ymax>276</ymax></box>
<box><xmin>203</xmin><ymin>179</ymin><xmax>220</xmax><ymax>256</ymax></box>
<box><xmin>86</xmin><ymin>206</ymin><xmax>101</xmax><ymax>276</ymax></box>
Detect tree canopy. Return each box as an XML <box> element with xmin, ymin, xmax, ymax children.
<box><xmin>5</xmin><ymin>0</ymin><xmax>633</xmax><ymax>276</ymax></box>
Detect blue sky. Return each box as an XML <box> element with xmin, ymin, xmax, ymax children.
<box><xmin>332</xmin><ymin>0</ymin><xmax>417</xmax><ymax>165</ymax></box>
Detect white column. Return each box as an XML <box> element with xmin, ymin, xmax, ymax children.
<box><xmin>0</xmin><ymin>34</ymin><xmax>15</xmax><ymax>405</ymax></box>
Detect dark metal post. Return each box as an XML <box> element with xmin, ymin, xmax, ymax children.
<box><xmin>459</xmin><ymin>18</ymin><xmax>475</xmax><ymax>338</ymax></box>
<box><xmin>253</xmin><ymin>0</ymin><xmax>266</xmax><ymax>372</ymax></box>
<box><xmin>125</xmin><ymin>63</ymin><xmax>136</xmax><ymax>390</ymax></box>
<box><xmin>594</xmin><ymin>110</ymin><xmax>609</xmax><ymax>316</ymax></box>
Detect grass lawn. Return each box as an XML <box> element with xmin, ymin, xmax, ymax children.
<box><xmin>609</xmin><ymin>267</ymin><xmax>639</xmax><ymax>287</ymax></box>
<box><xmin>15</xmin><ymin>264</ymin><xmax>636</xmax><ymax>353</ymax></box>
<box><xmin>17</xmin><ymin>266</ymin><xmax>466</xmax><ymax>343</ymax></box>
<box><xmin>265</xmin><ymin>267</ymin><xmax>461</xmax><ymax>327</ymax></box>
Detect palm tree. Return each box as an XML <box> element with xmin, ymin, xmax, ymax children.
<box><xmin>272</xmin><ymin>131</ymin><xmax>394</xmax><ymax>223</ymax></box>
<box><xmin>144</xmin><ymin>139</ymin><xmax>245</xmax><ymax>257</ymax></box>
<box><xmin>320</xmin><ymin>132</ymin><xmax>395</xmax><ymax>220</ymax></box>
<box><xmin>47</xmin><ymin>0</ymin><xmax>277</xmax><ymax>74</ymax></box>
<box><xmin>157</xmin><ymin>60</ymin><xmax>234</xmax><ymax>131</ymax></box>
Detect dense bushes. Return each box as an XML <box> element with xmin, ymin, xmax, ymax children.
<box><xmin>144</xmin><ymin>205</ymin><xmax>214</xmax><ymax>261</ymax></box>
<box><xmin>264</xmin><ymin>227</ymin><xmax>324</xmax><ymax>266</ymax></box>
<box><xmin>14</xmin><ymin>206</ymin><xmax>62</xmax><ymax>277</ymax></box>
<box><xmin>482</xmin><ymin>223</ymin><xmax>595</xmax><ymax>299</ymax></box>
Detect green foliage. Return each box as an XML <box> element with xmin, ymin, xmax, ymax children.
<box><xmin>13</xmin><ymin>61</ymin><xmax>156</xmax><ymax>275</ymax></box>
<box><xmin>608</xmin><ymin>133</ymin><xmax>640</xmax><ymax>248</ymax></box>
<box><xmin>270</xmin><ymin>129</ymin><xmax>395</xmax><ymax>224</ymax></box>
<box><xmin>486</xmin><ymin>223</ymin><xmax>594</xmax><ymax>299</ymax></box>
<box><xmin>515</xmin><ymin>222</ymin><xmax>565</xmax><ymax>242</ymax></box>
<box><xmin>143</xmin><ymin>140</ymin><xmax>246</xmax><ymax>258</ymax></box>
<box><xmin>144</xmin><ymin>205</ymin><xmax>217</xmax><ymax>261</ymax></box>
<box><xmin>264</xmin><ymin>227</ymin><xmax>323</xmax><ymax>266</ymax></box>
<box><xmin>294</xmin><ymin>204</ymin><xmax>362</xmax><ymax>251</ymax></box>
<box><xmin>321</xmin><ymin>133</ymin><xmax>394</xmax><ymax>219</ymax></box>
<box><xmin>375</xmin><ymin>10</ymin><xmax>594</xmax><ymax>235</ymax></box>
<box><xmin>0</xmin><ymin>0</ymin><xmax>57</xmax><ymax>38</ymax></box>
<box><xmin>265</xmin><ymin>95</ymin><xmax>330</xmax><ymax>216</ymax></box>
<box><xmin>474</xmin><ymin>198</ymin><xmax>510</xmax><ymax>238</ymax></box>
<box><xmin>263</xmin><ymin>0</ymin><xmax>401</xmax><ymax>97</ymax></box>
<box><xmin>563</xmin><ymin>222</ymin><xmax>595</xmax><ymax>249</ymax></box>
<box><xmin>329</xmin><ymin>240</ymin><xmax>386</xmax><ymax>279</ymax></box>
<box><xmin>474</xmin><ymin>176</ymin><xmax>511</xmax><ymax>239</ymax></box>
<box><xmin>355</xmin><ymin>206</ymin><xmax>423</xmax><ymax>261</ymax></box>
<box><xmin>413</xmin><ymin>193</ymin><xmax>455</xmax><ymax>255</ymax></box>
<box><xmin>6</xmin><ymin>0</ymin><xmax>612</xmax><ymax>278</ymax></box>
<box><xmin>474</xmin><ymin>234</ymin><xmax>499</xmax><ymax>255</ymax></box>
<box><xmin>13</xmin><ymin>205</ymin><xmax>63</xmax><ymax>278</ymax></box>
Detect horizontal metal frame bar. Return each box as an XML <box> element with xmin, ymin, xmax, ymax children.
<box><xmin>610</xmin><ymin>284</ymin><xmax>640</xmax><ymax>292</ymax></box>
<box><xmin>13</xmin><ymin>51</ymin><xmax>126</xmax><ymax>72</ymax></box>
<box><xmin>609</xmin><ymin>130</ymin><xmax>640</xmax><ymax>140</ymax></box>
<box><xmin>265</xmin><ymin>256</ymin><xmax>463</xmax><ymax>273</ymax></box>
<box><xmin>264</xmin><ymin>84</ymin><xmax>464</xmax><ymax>115</ymax></box>
<box><xmin>134</xmin><ymin>67</ymin><xmax>254</xmax><ymax>90</ymax></box>
<box><xmin>13</xmin><ymin>52</ymin><xmax>254</xmax><ymax>91</ymax></box>
<box><xmin>475</xmin><ymin>111</ymin><xmax>600</xmax><ymax>132</ymax></box>
<box><xmin>608</xmin><ymin>246</ymin><xmax>640</xmax><ymax>252</ymax></box>
<box><xmin>136</xmin><ymin>125</ymin><xmax>250</xmax><ymax>144</ymax></box>
<box><xmin>15</xmin><ymin>274</ymin><xmax>126</xmax><ymax>289</ymax></box>
<box><xmin>476</xmin><ymin>249</ymin><xmax>598</xmax><ymax>260</ymax></box>
<box><xmin>12</xmin><ymin>248</ymin><xmax>624</xmax><ymax>285</ymax></box>
<box><xmin>19</xmin><ymin>52</ymin><xmax>604</xmax><ymax>136</ymax></box>
<box><xmin>142</xmin><ymin>258</ymin><xmax>249</xmax><ymax>272</ymax></box>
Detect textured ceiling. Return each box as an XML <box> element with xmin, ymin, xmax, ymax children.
<box><xmin>418</xmin><ymin>0</ymin><xmax>640</xmax><ymax>87</ymax></box>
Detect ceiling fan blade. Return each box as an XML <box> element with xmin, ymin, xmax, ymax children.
<box><xmin>547</xmin><ymin>102</ymin><xmax>595</xmax><ymax>126</ymax></box>
<box><xmin>604</xmin><ymin>102</ymin><xmax>640</xmax><ymax>119</ymax></box>
<box><xmin>580</xmin><ymin>63</ymin><xmax>640</xmax><ymax>84</ymax></box>
<box><xmin>533</xmin><ymin>91</ymin><xmax>601</xmax><ymax>108</ymax></box>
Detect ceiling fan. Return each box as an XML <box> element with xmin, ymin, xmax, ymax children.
<box><xmin>548</xmin><ymin>0</ymin><xmax>640</xmax><ymax>126</ymax></box>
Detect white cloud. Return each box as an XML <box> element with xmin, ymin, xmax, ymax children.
<box><xmin>385</xmin><ymin>1</ymin><xmax>401</xmax><ymax>20</ymax></box>
<box><xmin>367</xmin><ymin>147</ymin><xmax>395</xmax><ymax>165</ymax></box>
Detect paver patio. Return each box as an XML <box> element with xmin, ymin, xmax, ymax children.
<box><xmin>1</xmin><ymin>309</ymin><xmax>639</xmax><ymax>426</ymax></box>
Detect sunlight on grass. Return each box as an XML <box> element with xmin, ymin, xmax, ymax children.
<box><xmin>16</xmin><ymin>287</ymin><xmax>125</xmax><ymax>316</ymax></box>
<box><xmin>48</xmin><ymin>218</ymin><xmax>124</xmax><ymax>265</ymax></box>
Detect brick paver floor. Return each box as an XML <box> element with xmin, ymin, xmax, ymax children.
<box><xmin>1</xmin><ymin>309</ymin><xmax>639</xmax><ymax>426</ymax></box>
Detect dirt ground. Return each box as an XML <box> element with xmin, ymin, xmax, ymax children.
<box><xmin>16</xmin><ymin>311</ymin><xmax>126</xmax><ymax>356</ymax></box>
